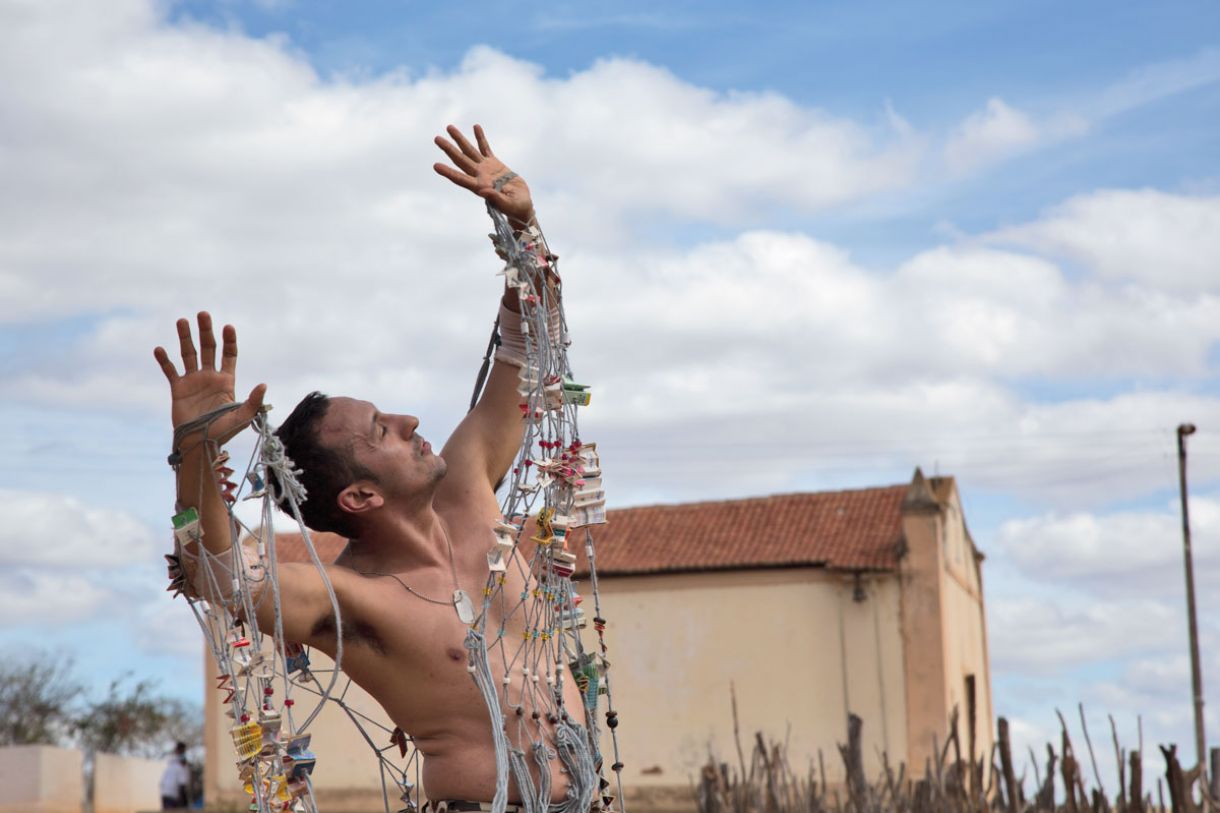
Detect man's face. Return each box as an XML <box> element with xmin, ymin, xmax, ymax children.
<box><xmin>318</xmin><ymin>396</ymin><xmax>447</xmax><ymax>505</ymax></box>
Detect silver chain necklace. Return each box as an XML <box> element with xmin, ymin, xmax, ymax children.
<box><xmin>362</xmin><ymin>523</ymin><xmax>475</xmax><ymax>624</ymax></box>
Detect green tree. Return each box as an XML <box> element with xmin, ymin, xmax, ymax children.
<box><xmin>73</xmin><ymin>675</ymin><xmax>202</xmax><ymax>758</ymax></box>
<box><xmin>0</xmin><ymin>651</ymin><xmax>84</xmax><ymax>746</ymax></box>
<box><xmin>0</xmin><ymin>651</ymin><xmax>202</xmax><ymax>758</ymax></box>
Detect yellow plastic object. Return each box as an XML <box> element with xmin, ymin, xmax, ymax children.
<box><xmin>531</xmin><ymin>506</ymin><xmax>555</xmax><ymax>544</ymax></box>
<box><xmin>231</xmin><ymin>721</ymin><xmax>263</xmax><ymax>761</ymax></box>
<box><xmin>243</xmin><ymin>773</ymin><xmax>290</xmax><ymax>804</ymax></box>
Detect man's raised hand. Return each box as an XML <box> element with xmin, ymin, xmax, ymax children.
<box><xmin>433</xmin><ymin>124</ymin><xmax>535</xmax><ymax>228</ymax></box>
<box><xmin>154</xmin><ymin>312</ymin><xmax>266</xmax><ymax>446</ymax></box>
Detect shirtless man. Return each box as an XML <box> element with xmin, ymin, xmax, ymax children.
<box><xmin>154</xmin><ymin>125</ymin><xmax>590</xmax><ymax>808</ymax></box>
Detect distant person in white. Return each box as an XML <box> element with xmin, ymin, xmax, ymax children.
<box><xmin>159</xmin><ymin>741</ymin><xmax>190</xmax><ymax>810</ymax></box>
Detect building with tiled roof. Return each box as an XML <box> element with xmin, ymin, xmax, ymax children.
<box><xmin>575</xmin><ymin>485</ymin><xmax>910</xmax><ymax>576</ymax></box>
<box><xmin>580</xmin><ymin>468</ymin><xmax>992</xmax><ymax>810</ymax></box>
<box><xmin>204</xmin><ymin>469</ymin><xmax>992</xmax><ymax>812</ymax></box>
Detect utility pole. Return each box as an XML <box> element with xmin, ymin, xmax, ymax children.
<box><xmin>1177</xmin><ymin>423</ymin><xmax>1208</xmax><ymax>793</ymax></box>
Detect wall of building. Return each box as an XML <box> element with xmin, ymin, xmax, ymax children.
<box><xmin>938</xmin><ymin>494</ymin><xmax>995</xmax><ymax>768</ymax></box>
<box><xmin>0</xmin><ymin>745</ymin><xmax>82</xmax><ymax>813</ymax></box>
<box><xmin>898</xmin><ymin>500</ymin><xmax>948</xmax><ymax>774</ymax></box>
<box><xmin>93</xmin><ymin>752</ymin><xmax>162</xmax><ymax>813</ymax></box>
<box><xmin>0</xmin><ymin>746</ymin><xmax>161</xmax><ymax>813</ymax></box>
<box><xmin>897</xmin><ymin>476</ymin><xmax>994</xmax><ymax>776</ymax></box>
<box><xmin>594</xmin><ymin>568</ymin><xmax>909</xmax><ymax>801</ymax></box>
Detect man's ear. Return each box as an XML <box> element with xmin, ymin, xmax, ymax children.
<box><xmin>338</xmin><ymin>481</ymin><xmax>384</xmax><ymax>516</ymax></box>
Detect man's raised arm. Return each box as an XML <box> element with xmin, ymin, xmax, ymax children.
<box><xmin>433</xmin><ymin>124</ymin><xmax>551</xmax><ymax>491</ymax></box>
<box><xmin>154</xmin><ymin>313</ymin><xmax>352</xmax><ymax>647</ymax></box>
<box><xmin>155</xmin><ymin>312</ymin><xmax>267</xmax><ymax>572</ymax></box>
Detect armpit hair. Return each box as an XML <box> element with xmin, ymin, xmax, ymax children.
<box><xmin>309</xmin><ymin>612</ymin><xmax>387</xmax><ymax>655</ymax></box>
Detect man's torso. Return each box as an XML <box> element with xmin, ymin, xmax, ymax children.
<box><xmin>320</xmin><ymin>492</ymin><xmax>588</xmax><ymax>803</ymax></box>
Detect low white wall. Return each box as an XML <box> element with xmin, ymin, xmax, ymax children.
<box><xmin>0</xmin><ymin>745</ymin><xmax>83</xmax><ymax>813</ymax></box>
<box><xmin>0</xmin><ymin>745</ymin><xmax>167</xmax><ymax>813</ymax></box>
<box><xmin>94</xmin><ymin>751</ymin><xmax>163</xmax><ymax>813</ymax></box>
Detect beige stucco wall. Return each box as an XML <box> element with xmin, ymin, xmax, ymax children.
<box><xmin>939</xmin><ymin>495</ymin><xmax>994</xmax><ymax>766</ymax></box>
<box><xmin>0</xmin><ymin>745</ymin><xmax>82</xmax><ymax>813</ymax></box>
<box><xmin>899</xmin><ymin>503</ymin><xmax>948</xmax><ymax>774</ymax></box>
<box><xmin>898</xmin><ymin>477</ymin><xmax>994</xmax><ymax>775</ymax></box>
<box><xmin>93</xmin><ymin>752</ymin><xmax>162</xmax><ymax>813</ymax></box>
<box><xmin>594</xmin><ymin>568</ymin><xmax>909</xmax><ymax>791</ymax></box>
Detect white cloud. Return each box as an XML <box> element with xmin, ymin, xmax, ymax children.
<box><xmin>944</xmin><ymin>98</ymin><xmax>1038</xmax><ymax>172</ymax></box>
<box><xmin>989</xmin><ymin>596</ymin><xmax>1181</xmax><ymax>674</ymax></box>
<box><xmin>10</xmin><ymin>214</ymin><xmax>1218</xmax><ymax>511</ymax></box>
<box><xmin>0</xmin><ymin>489</ymin><xmax>159</xmax><ymax>568</ymax></box>
<box><xmin>581</xmin><ymin>233</ymin><xmax>1220</xmax><ymax>394</ymax></box>
<box><xmin>996</xmin><ymin>495</ymin><xmax>1220</xmax><ymax>594</ymax></box>
<box><xmin>0</xmin><ymin>570</ymin><xmax>114</xmax><ymax>625</ymax></box>
<box><xmin>940</xmin><ymin>48</ymin><xmax>1220</xmax><ymax>177</ymax></box>
<box><xmin>987</xmin><ymin>189</ymin><xmax>1220</xmax><ymax>294</ymax></box>
<box><xmin>1095</xmin><ymin>46</ymin><xmax>1220</xmax><ymax>118</ymax></box>
<box><xmin>135</xmin><ymin>598</ymin><xmax>205</xmax><ymax>658</ymax></box>
<box><xmin>943</xmin><ymin>97</ymin><xmax>1086</xmax><ymax>174</ymax></box>
<box><xmin>0</xmin><ymin>0</ymin><xmax>919</xmax><ymax>329</ymax></box>
<box><xmin>544</xmin><ymin>55</ymin><xmax>919</xmax><ymax>221</ymax></box>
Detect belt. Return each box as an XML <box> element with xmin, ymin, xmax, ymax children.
<box><xmin>425</xmin><ymin>802</ymin><xmax>526</xmax><ymax>813</ymax></box>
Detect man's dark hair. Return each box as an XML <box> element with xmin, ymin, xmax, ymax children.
<box><xmin>268</xmin><ymin>391</ymin><xmax>377</xmax><ymax>539</ymax></box>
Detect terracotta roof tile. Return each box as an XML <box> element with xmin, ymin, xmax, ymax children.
<box><xmin>261</xmin><ymin>530</ymin><xmax>347</xmax><ymax>565</ymax></box>
<box><xmin>573</xmin><ymin>486</ymin><xmax>909</xmax><ymax>577</ymax></box>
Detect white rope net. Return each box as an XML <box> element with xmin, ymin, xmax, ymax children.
<box><xmin>167</xmin><ymin>206</ymin><xmax>626</xmax><ymax>813</ymax></box>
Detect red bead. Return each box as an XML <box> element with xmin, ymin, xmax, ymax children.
<box><xmin>284</xmin><ymin>699</ymin><xmax>294</xmax><ymax>707</ymax></box>
<box><xmin>264</xmin><ymin>687</ymin><xmax>274</xmax><ymax>695</ymax></box>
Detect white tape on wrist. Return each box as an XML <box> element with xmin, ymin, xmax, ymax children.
<box><xmin>494</xmin><ymin>302</ymin><xmax>528</xmax><ymax>368</ymax></box>
<box><xmin>185</xmin><ymin>538</ymin><xmax>268</xmax><ymax>607</ymax></box>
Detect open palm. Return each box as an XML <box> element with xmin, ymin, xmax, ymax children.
<box><xmin>433</xmin><ymin>124</ymin><xmax>535</xmax><ymax>227</ymax></box>
<box><xmin>154</xmin><ymin>312</ymin><xmax>265</xmax><ymax>447</ymax></box>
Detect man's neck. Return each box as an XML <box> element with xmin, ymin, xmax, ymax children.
<box><xmin>344</xmin><ymin>503</ymin><xmax>451</xmax><ymax>575</ymax></box>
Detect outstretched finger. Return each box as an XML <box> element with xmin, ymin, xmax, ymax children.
<box><xmin>433</xmin><ymin>162</ymin><xmax>480</xmax><ymax>191</ymax></box>
<box><xmin>198</xmin><ymin>312</ymin><xmax>217</xmax><ymax>370</ymax></box>
<box><xmin>434</xmin><ymin>136</ymin><xmax>478</xmax><ymax>175</ymax></box>
<box><xmin>220</xmin><ymin>324</ymin><xmax>238</xmax><ymax>375</ymax></box>
<box><xmin>176</xmin><ymin>318</ymin><xmax>199</xmax><ymax>372</ymax></box>
<box><xmin>473</xmin><ymin>124</ymin><xmax>493</xmax><ymax>158</ymax></box>
<box><xmin>153</xmin><ymin>346</ymin><xmax>179</xmax><ymax>384</ymax></box>
<box><xmin>446</xmin><ymin>125</ymin><xmax>482</xmax><ymax>163</ymax></box>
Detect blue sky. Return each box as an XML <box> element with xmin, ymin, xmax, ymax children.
<box><xmin>1</xmin><ymin>0</ymin><xmax>1219</xmax><ymax>793</ymax></box>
